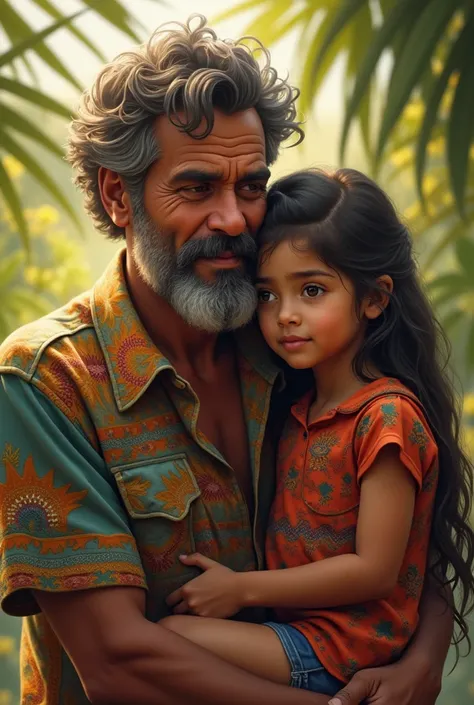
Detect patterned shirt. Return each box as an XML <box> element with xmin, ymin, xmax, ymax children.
<box><xmin>0</xmin><ymin>249</ymin><xmax>282</xmax><ymax>705</ymax></box>
<box><xmin>266</xmin><ymin>378</ymin><xmax>439</xmax><ymax>683</ymax></box>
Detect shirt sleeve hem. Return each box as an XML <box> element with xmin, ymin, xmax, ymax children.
<box><xmin>357</xmin><ymin>433</ymin><xmax>423</xmax><ymax>489</ymax></box>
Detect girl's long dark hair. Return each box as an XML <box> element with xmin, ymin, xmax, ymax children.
<box><xmin>259</xmin><ymin>168</ymin><xmax>474</xmax><ymax>653</ymax></box>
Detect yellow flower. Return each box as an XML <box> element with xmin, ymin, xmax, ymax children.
<box><xmin>0</xmin><ymin>636</ymin><xmax>14</xmax><ymax>655</ymax></box>
<box><xmin>25</xmin><ymin>205</ymin><xmax>61</xmax><ymax>236</ymax></box>
<box><xmin>463</xmin><ymin>394</ymin><xmax>474</xmax><ymax>416</ymax></box>
<box><xmin>431</xmin><ymin>58</ymin><xmax>443</xmax><ymax>76</ymax></box>
<box><xmin>459</xmin><ymin>294</ymin><xmax>474</xmax><ymax>313</ymax></box>
<box><xmin>404</xmin><ymin>202</ymin><xmax>421</xmax><ymax>221</ymax></box>
<box><xmin>24</xmin><ymin>266</ymin><xmax>41</xmax><ymax>287</ymax></box>
<box><xmin>428</xmin><ymin>136</ymin><xmax>444</xmax><ymax>155</ymax></box>
<box><xmin>422</xmin><ymin>174</ymin><xmax>438</xmax><ymax>196</ymax></box>
<box><xmin>441</xmin><ymin>191</ymin><xmax>453</xmax><ymax>206</ymax></box>
<box><xmin>423</xmin><ymin>269</ymin><xmax>436</xmax><ymax>283</ymax></box>
<box><xmin>391</xmin><ymin>146</ymin><xmax>413</xmax><ymax>167</ymax></box>
<box><xmin>404</xmin><ymin>102</ymin><xmax>423</xmax><ymax>121</ymax></box>
<box><xmin>463</xmin><ymin>427</ymin><xmax>474</xmax><ymax>460</ymax></box>
<box><xmin>2</xmin><ymin>155</ymin><xmax>24</xmax><ymax>180</ymax></box>
<box><xmin>0</xmin><ymin>690</ymin><xmax>12</xmax><ymax>705</ymax></box>
<box><xmin>449</xmin><ymin>12</ymin><xmax>465</xmax><ymax>36</ymax></box>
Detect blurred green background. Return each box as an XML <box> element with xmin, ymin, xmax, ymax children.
<box><xmin>0</xmin><ymin>1</ymin><xmax>473</xmax><ymax>702</ymax></box>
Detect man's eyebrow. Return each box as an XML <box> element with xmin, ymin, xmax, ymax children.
<box><xmin>238</xmin><ymin>167</ymin><xmax>271</xmax><ymax>184</ymax></box>
<box><xmin>170</xmin><ymin>169</ymin><xmax>222</xmax><ymax>185</ymax></box>
<box><xmin>255</xmin><ymin>269</ymin><xmax>336</xmax><ymax>284</ymax></box>
<box><xmin>169</xmin><ymin>167</ymin><xmax>271</xmax><ymax>186</ymax></box>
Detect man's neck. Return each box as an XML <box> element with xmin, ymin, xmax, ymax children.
<box><xmin>125</xmin><ymin>250</ymin><xmax>223</xmax><ymax>377</ymax></box>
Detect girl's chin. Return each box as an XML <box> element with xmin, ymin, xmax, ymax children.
<box><xmin>283</xmin><ymin>356</ymin><xmax>316</xmax><ymax>370</ymax></box>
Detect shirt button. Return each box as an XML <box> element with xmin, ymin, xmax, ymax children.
<box><xmin>303</xmin><ymin>431</ymin><xmax>308</xmax><ymax>439</ymax></box>
<box><xmin>173</xmin><ymin>378</ymin><xmax>186</xmax><ymax>389</ymax></box>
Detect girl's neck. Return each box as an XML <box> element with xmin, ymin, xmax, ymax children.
<box><xmin>310</xmin><ymin>356</ymin><xmax>381</xmax><ymax>421</ymax></box>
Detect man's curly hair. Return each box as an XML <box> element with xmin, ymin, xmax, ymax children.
<box><xmin>67</xmin><ymin>14</ymin><xmax>304</xmax><ymax>240</ymax></box>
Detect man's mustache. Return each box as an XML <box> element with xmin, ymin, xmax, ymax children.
<box><xmin>176</xmin><ymin>233</ymin><xmax>257</xmax><ymax>270</ymax></box>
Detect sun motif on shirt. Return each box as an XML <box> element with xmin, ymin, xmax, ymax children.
<box><xmin>154</xmin><ymin>463</ymin><xmax>199</xmax><ymax>515</ymax></box>
<box><xmin>0</xmin><ymin>444</ymin><xmax>87</xmax><ymax>535</ymax></box>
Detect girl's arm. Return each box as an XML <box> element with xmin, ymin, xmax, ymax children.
<box><xmin>168</xmin><ymin>444</ymin><xmax>417</xmax><ymax>616</ymax></box>
<box><xmin>241</xmin><ymin>444</ymin><xmax>416</xmax><ymax>609</ymax></box>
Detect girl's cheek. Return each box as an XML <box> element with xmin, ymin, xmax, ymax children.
<box><xmin>257</xmin><ymin>309</ymin><xmax>275</xmax><ymax>342</ymax></box>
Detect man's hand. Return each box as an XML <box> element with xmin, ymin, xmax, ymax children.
<box><xmin>166</xmin><ymin>554</ymin><xmax>244</xmax><ymax>618</ymax></box>
<box><xmin>328</xmin><ymin>654</ymin><xmax>442</xmax><ymax>705</ymax></box>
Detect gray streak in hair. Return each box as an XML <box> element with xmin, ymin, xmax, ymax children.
<box><xmin>67</xmin><ymin>14</ymin><xmax>303</xmax><ymax>239</ymax></box>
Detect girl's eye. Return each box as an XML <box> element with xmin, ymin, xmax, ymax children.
<box><xmin>303</xmin><ymin>284</ymin><xmax>324</xmax><ymax>298</ymax></box>
<box><xmin>257</xmin><ymin>290</ymin><xmax>275</xmax><ymax>303</ymax></box>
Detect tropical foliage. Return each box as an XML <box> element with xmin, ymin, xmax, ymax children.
<box><xmin>219</xmin><ymin>0</ymin><xmax>474</xmax><ymax>210</ymax></box>
<box><xmin>0</xmin><ymin>0</ymin><xmax>161</xmax><ymax>248</ymax></box>
<box><xmin>218</xmin><ymin>0</ymin><xmax>474</xmax><ymax>374</ymax></box>
<box><xmin>0</xmin><ymin>156</ymin><xmax>91</xmax><ymax>341</ymax></box>
<box><xmin>385</xmin><ymin>96</ymin><xmax>474</xmax><ymax>378</ymax></box>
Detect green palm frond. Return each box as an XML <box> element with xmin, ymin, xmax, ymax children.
<box><xmin>0</xmin><ymin>0</ymin><xmax>163</xmax><ymax>248</ymax></box>
<box><xmin>217</xmin><ymin>0</ymin><xmax>474</xmax><ymax>214</ymax></box>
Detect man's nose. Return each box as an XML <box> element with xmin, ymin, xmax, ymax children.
<box><xmin>207</xmin><ymin>192</ymin><xmax>247</xmax><ymax>237</ymax></box>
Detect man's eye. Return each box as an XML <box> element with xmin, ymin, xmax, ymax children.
<box><xmin>303</xmin><ymin>284</ymin><xmax>324</xmax><ymax>298</ymax></box>
<box><xmin>240</xmin><ymin>183</ymin><xmax>267</xmax><ymax>197</ymax></box>
<box><xmin>181</xmin><ymin>184</ymin><xmax>211</xmax><ymax>195</ymax></box>
<box><xmin>243</xmin><ymin>183</ymin><xmax>267</xmax><ymax>191</ymax></box>
<box><xmin>257</xmin><ymin>290</ymin><xmax>275</xmax><ymax>303</ymax></box>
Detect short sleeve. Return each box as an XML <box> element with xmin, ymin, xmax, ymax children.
<box><xmin>0</xmin><ymin>375</ymin><xmax>146</xmax><ymax>617</ymax></box>
<box><xmin>354</xmin><ymin>395</ymin><xmax>437</xmax><ymax>489</ymax></box>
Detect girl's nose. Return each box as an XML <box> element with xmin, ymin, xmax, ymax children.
<box><xmin>277</xmin><ymin>305</ymin><xmax>301</xmax><ymax>327</ymax></box>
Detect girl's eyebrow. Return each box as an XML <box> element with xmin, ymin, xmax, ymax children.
<box><xmin>256</xmin><ymin>269</ymin><xmax>336</xmax><ymax>284</ymax></box>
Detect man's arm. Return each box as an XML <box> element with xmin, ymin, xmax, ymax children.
<box><xmin>0</xmin><ymin>375</ymin><xmax>324</xmax><ymax>705</ymax></box>
<box><xmin>329</xmin><ymin>577</ymin><xmax>452</xmax><ymax>705</ymax></box>
<box><xmin>35</xmin><ymin>586</ymin><xmax>327</xmax><ymax>705</ymax></box>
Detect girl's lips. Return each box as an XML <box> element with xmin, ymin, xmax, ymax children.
<box><xmin>280</xmin><ymin>337</ymin><xmax>311</xmax><ymax>351</ymax></box>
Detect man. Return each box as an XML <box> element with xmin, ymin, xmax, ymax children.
<box><xmin>0</xmin><ymin>15</ymin><xmax>451</xmax><ymax>705</ymax></box>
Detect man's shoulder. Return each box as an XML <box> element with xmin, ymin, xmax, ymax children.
<box><xmin>0</xmin><ymin>289</ymin><xmax>96</xmax><ymax>381</ymax></box>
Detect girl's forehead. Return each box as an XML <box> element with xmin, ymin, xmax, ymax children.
<box><xmin>258</xmin><ymin>239</ymin><xmax>327</xmax><ymax>272</ymax></box>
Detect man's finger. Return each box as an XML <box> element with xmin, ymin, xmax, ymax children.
<box><xmin>329</xmin><ymin>673</ymin><xmax>373</xmax><ymax>705</ymax></box>
<box><xmin>179</xmin><ymin>553</ymin><xmax>218</xmax><ymax>570</ymax></box>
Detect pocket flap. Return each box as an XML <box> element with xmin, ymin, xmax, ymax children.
<box><xmin>113</xmin><ymin>454</ymin><xmax>201</xmax><ymax>520</ymax></box>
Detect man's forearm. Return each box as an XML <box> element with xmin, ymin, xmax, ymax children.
<box><xmin>402</xmin><ymin>576</ymin><xmax>453</xmax><ymax>671</ymax></box>
<box><xmin>90</xmin><ymin>620</ymin><xmax>326</xmax><ymax>705</ymax></box>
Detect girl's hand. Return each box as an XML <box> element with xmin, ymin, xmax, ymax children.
<box><xmin>166</xmin><ymin>553</ymin><xmax>244</xmax><ymax>619</ymax></box>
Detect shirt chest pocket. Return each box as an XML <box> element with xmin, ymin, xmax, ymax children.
<box><xmin>302</xmin><ymin>449</ymin><xmax>360</xmax><ymax>517</ymax></box>
<box><xmin>113</xmin><ymin>454</ymin><xmax>201</xmax><ymax>521</ymax></box>
<box><xmin>112</xmin><ymin>454</ymin><xmax>202</xmax><ymax>618</ymax></box>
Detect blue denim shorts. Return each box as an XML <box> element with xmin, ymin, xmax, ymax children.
<box><xmin>265</xmin><ymin>621</ymin><xmax>344</xmax><ymax>695</ymax></box>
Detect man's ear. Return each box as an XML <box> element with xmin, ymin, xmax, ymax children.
<box><xmin>363</xmin><ymin>275</ymin><xmax>394</xmax><ymax>320</ymax></box>
<box><xmin>98</xmin><ymin>167</ymin><xmax>131</xmax><ymax>229</ymax></box>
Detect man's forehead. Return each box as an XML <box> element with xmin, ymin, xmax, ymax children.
<box><xmin>155</xmin><ymin>108</ymin><xmax>266</xmax><ymax>155</ymax></box>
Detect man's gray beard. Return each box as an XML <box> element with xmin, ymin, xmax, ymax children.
<box><xmin>131</xmin><ymin>201</ymin><xmax>258</xmax><ymax>333</ymax></box>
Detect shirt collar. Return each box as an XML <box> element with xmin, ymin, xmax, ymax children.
<box><xmin>92</xmin><ymin>249</ymin><xmax>281</xmax><ymax>411</ymax></box>
<box><xmin>291</xmin><ymin>377</ymin><xmax>416</xmax><ymax>424</ymax></box>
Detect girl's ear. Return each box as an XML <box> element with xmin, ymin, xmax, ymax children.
<box><xmin>362</xmin><ymin>275</ymin><xmax>393</xmax><ymax>320</ymax></box>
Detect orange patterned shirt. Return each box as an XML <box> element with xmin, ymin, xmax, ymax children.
<box><xmin>265</xmin><ymin>378</ymin><xmax>439</xmax><ymax>682</ymax></box>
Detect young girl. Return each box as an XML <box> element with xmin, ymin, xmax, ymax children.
<box><xmin>161</xmin><ymin>169</ymin><xmax>474</xmax><ymax>697</ymax></box>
